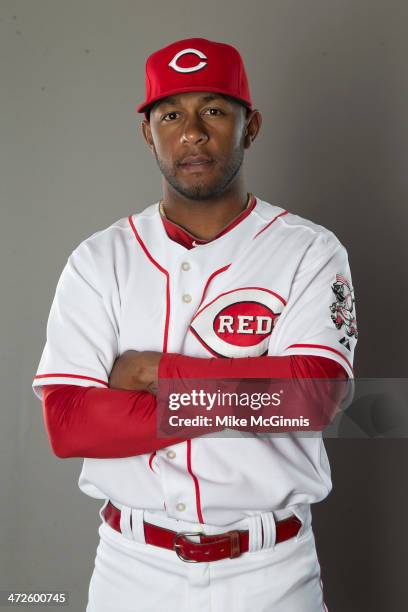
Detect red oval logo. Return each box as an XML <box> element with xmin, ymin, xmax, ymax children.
<box><xmin>213</xmin><ymin>301</ymin><xmax>277</xmax><ymax>347</ymax></box>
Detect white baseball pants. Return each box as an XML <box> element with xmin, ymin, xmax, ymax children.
<box><xmin>86</xmin><ymin>500</ymin><xmax>329</xmax><ymax>612</ymax></box>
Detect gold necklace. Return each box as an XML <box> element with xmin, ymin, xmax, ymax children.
<box><xmin>159</xmin><ymin>192</ymin><xmax>253</xmax><ymax>219</ymax></box>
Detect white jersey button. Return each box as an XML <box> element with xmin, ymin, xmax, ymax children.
<box><xmin>181</xmin><ymin>261</ymin><xmax>191</xmax><ymax>271</ymax></box>
<box><xmin>176</xmin><ymin>502</ymin><xmax>186</xmax><ymax>512</ymax></box>
<box><xmin>182</xmin><ymin>294</ymin><xmax>192</xmax><ymax>303</ymax></box>
<box><xmin>166</xmin><ymin>450</ymin><xmax>176</xmax><ymax>459</ymax></box>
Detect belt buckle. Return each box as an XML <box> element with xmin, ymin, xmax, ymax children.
<box><xmin>173</xmin><ymin>531</ymin><xmax>205</xmax><ymax>563</ymax></box>
<box><xmin>173</xmin><ymin>530</ymin><xmax>241</xmax><ymax>562</ymax></box>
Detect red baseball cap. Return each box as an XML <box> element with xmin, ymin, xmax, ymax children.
<box><xmin>136</xmin><ymin>37</ymin><xmax>253</xmax><ymax>117</ymax></box>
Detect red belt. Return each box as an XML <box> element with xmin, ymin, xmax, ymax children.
<box><xmin>102</xmin><ymin>500</ymin><xmax>302</xmax><ymax>562</ymax></box>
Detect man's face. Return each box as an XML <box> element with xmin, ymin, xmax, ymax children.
<box><xmin>142</xmin><ymin>92</ymin><xmax>251</xmax><ymax>200</ymax></box>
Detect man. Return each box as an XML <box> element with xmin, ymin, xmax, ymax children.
<box><xmin>32</xmin><ymin>38</ymin><xmax>357</xmax><ymax>611</ymax></box>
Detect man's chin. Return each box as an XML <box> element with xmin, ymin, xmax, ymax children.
<box><xmin>171</xmin><ymin>181</ymin><xmax>223</xmax><ymax>201</ymax></box>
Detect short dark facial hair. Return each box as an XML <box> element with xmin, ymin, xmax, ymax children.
<box><xmin>153</xmin><ymin>129</ymin><xmax>246</xmax><ymax>200</ymax></box>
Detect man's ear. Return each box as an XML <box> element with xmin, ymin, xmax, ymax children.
<box><xmin>243</xmin><ymin>109</ymin><xmax>262</xmax><ymax>149</ymax></box>
<box><xmin>140</xmin><ymin>119</ymin><xmax>155</xmax><ymax>154</ymax></box>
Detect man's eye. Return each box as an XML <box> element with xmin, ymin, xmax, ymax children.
<box><xmin>204</xmin><ymin>108</ymin><xmax>223</xmax><ymax>116</ymax></box>
<box><xmin>162</xmin><ymin>112</ymin><xmax>179</xmax><ymax>121</ymax></box>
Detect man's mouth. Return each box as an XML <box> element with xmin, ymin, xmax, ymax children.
<box><xmin>178</xmin><ymin>156</ymin><xmax>214</xmax><ymax>172</ymax></box>
<box><xmin>179</xmin><ymin>154</ymin><xmax>213</xmax><ymax>165</ymax></box>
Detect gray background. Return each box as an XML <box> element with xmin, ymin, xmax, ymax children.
<box><xmin>1</xmin><ymin>0</ymin><xmax>407</xmax><ymax>610</ymax></box>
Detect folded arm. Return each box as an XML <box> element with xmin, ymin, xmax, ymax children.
<box><xmin>42</xmin><ymin>353</ymin><xmax>346</xmax><ymax>459</ymax></box>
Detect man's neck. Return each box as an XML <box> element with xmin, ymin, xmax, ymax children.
<box><xmin>160</xmin><ymin>183</ymin><xmax>250</xmax><ymax>241</ymax></box>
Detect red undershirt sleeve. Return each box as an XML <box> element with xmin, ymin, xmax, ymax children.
<box><xmin>158</xmin><ymin>352</ymin><xmax>347</xmax><ymax>380</ymax></box>
<box><xmin>158</xmin><ymin>353</ymin><xmax>349</xmax><ymax>432</ymax></box>
<box><xmin>42</xmin><ymin>354</ymin><xmax>347</xmax><ymax>460</ymax></box>
<box><xmin>42</xmin><ymin>384</ymin><xmax>191</xmax><ymax>459</ymax></box>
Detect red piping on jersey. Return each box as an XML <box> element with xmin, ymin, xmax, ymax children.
<box><xmin>34</xmin><ymin>373</ymin><xmax>108</xmax><ymax>386</ymax></box>
<box><xmin>187</xmin><ymin>267</ymin><xmax>238</xmax><ymax>520</ymax></box>
<box><xmin>286</xmin><ymin>343</ymin><xmax>353</xmax><ymax>374</ymax></box>
<box><xmin>128</xmin><ymin>215</ymin><xmax>171</xmax><ymax>353</ymax></box>
<box><xmin>128</xmin><ymin>214</ymin><xmax>172</xmax><ymax>490</ymax></box>
<box><xmin>186</xmin><ymin>440</ymin><xmax>205</xmax><ymax>524</ymax></box>
<box><xmin>149</xmin><ymin>451</ymin><xmax>156</xmax><ymax>472</ymax></box>
<box><xmin>197</xmin><ymin>264</ymin><xmax>231</xmax><ymax>311</ymax></box>
<box><xmin>253</xmin><ymin>210</ymin><xmax>289</xmax><ymax>239</ymax></box>
<box><xmin>191</xmin><ymin>286</ymin><xmax>287</xmax><ymax>323</ymax></box>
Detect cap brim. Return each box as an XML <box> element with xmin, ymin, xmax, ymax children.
<box><xmin>136</xmin><ymin>86</ymin><xmax>252</xmax><ymax>113</ymax></box>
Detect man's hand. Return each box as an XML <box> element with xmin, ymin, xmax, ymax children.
<box><xmin>108</xmin><ymin>350</ymin><xmax>162</xmax><ymax>393</ymax></box>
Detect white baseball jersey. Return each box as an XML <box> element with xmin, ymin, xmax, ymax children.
<box><xmin>32</xmin><ymin>196</ymin><xmax>357</xmax><ymax>527</ymax></box>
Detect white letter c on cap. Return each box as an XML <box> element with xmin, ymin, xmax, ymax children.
<box><xmin>168</xmin><ymin>48</ymin><xmax>207</xmax><ymax>73</ymax></box>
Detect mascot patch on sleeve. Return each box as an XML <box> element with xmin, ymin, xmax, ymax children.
<box><xmin>330</xmin><ymin>273</ymin><xmax>358</xmax><ymax>351</ymax></box>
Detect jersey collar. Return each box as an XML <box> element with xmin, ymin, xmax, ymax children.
<box><xmin>160</xmin><ymin>195</ymin><xmax>257</xmax><ymax>250</ymax></box>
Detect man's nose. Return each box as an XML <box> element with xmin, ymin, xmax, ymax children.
<box><xmin>180</xmin><ymin>114</ymin><xmax>209</xmax><ymax>144</ymax></box>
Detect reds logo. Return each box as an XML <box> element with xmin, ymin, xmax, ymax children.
<box><xmin>190</xmin><ymin>288</ymin><xmax>285</xmax><ymax>357</ymax></box>
<box><xmin>168</xmin><ymin>48</ymin><xmax>208</xmax><ymax>73</ymax></box>
<box><xmin>330</xmin><ymin>274</ymin><xmax>358</xmax><ymax>339</ymax></box>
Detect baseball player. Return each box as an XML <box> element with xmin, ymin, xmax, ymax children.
<box><xmin>32</xmin><ymin>37</ymin><xmax>358</xmax><ymax>611</ymax></box>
